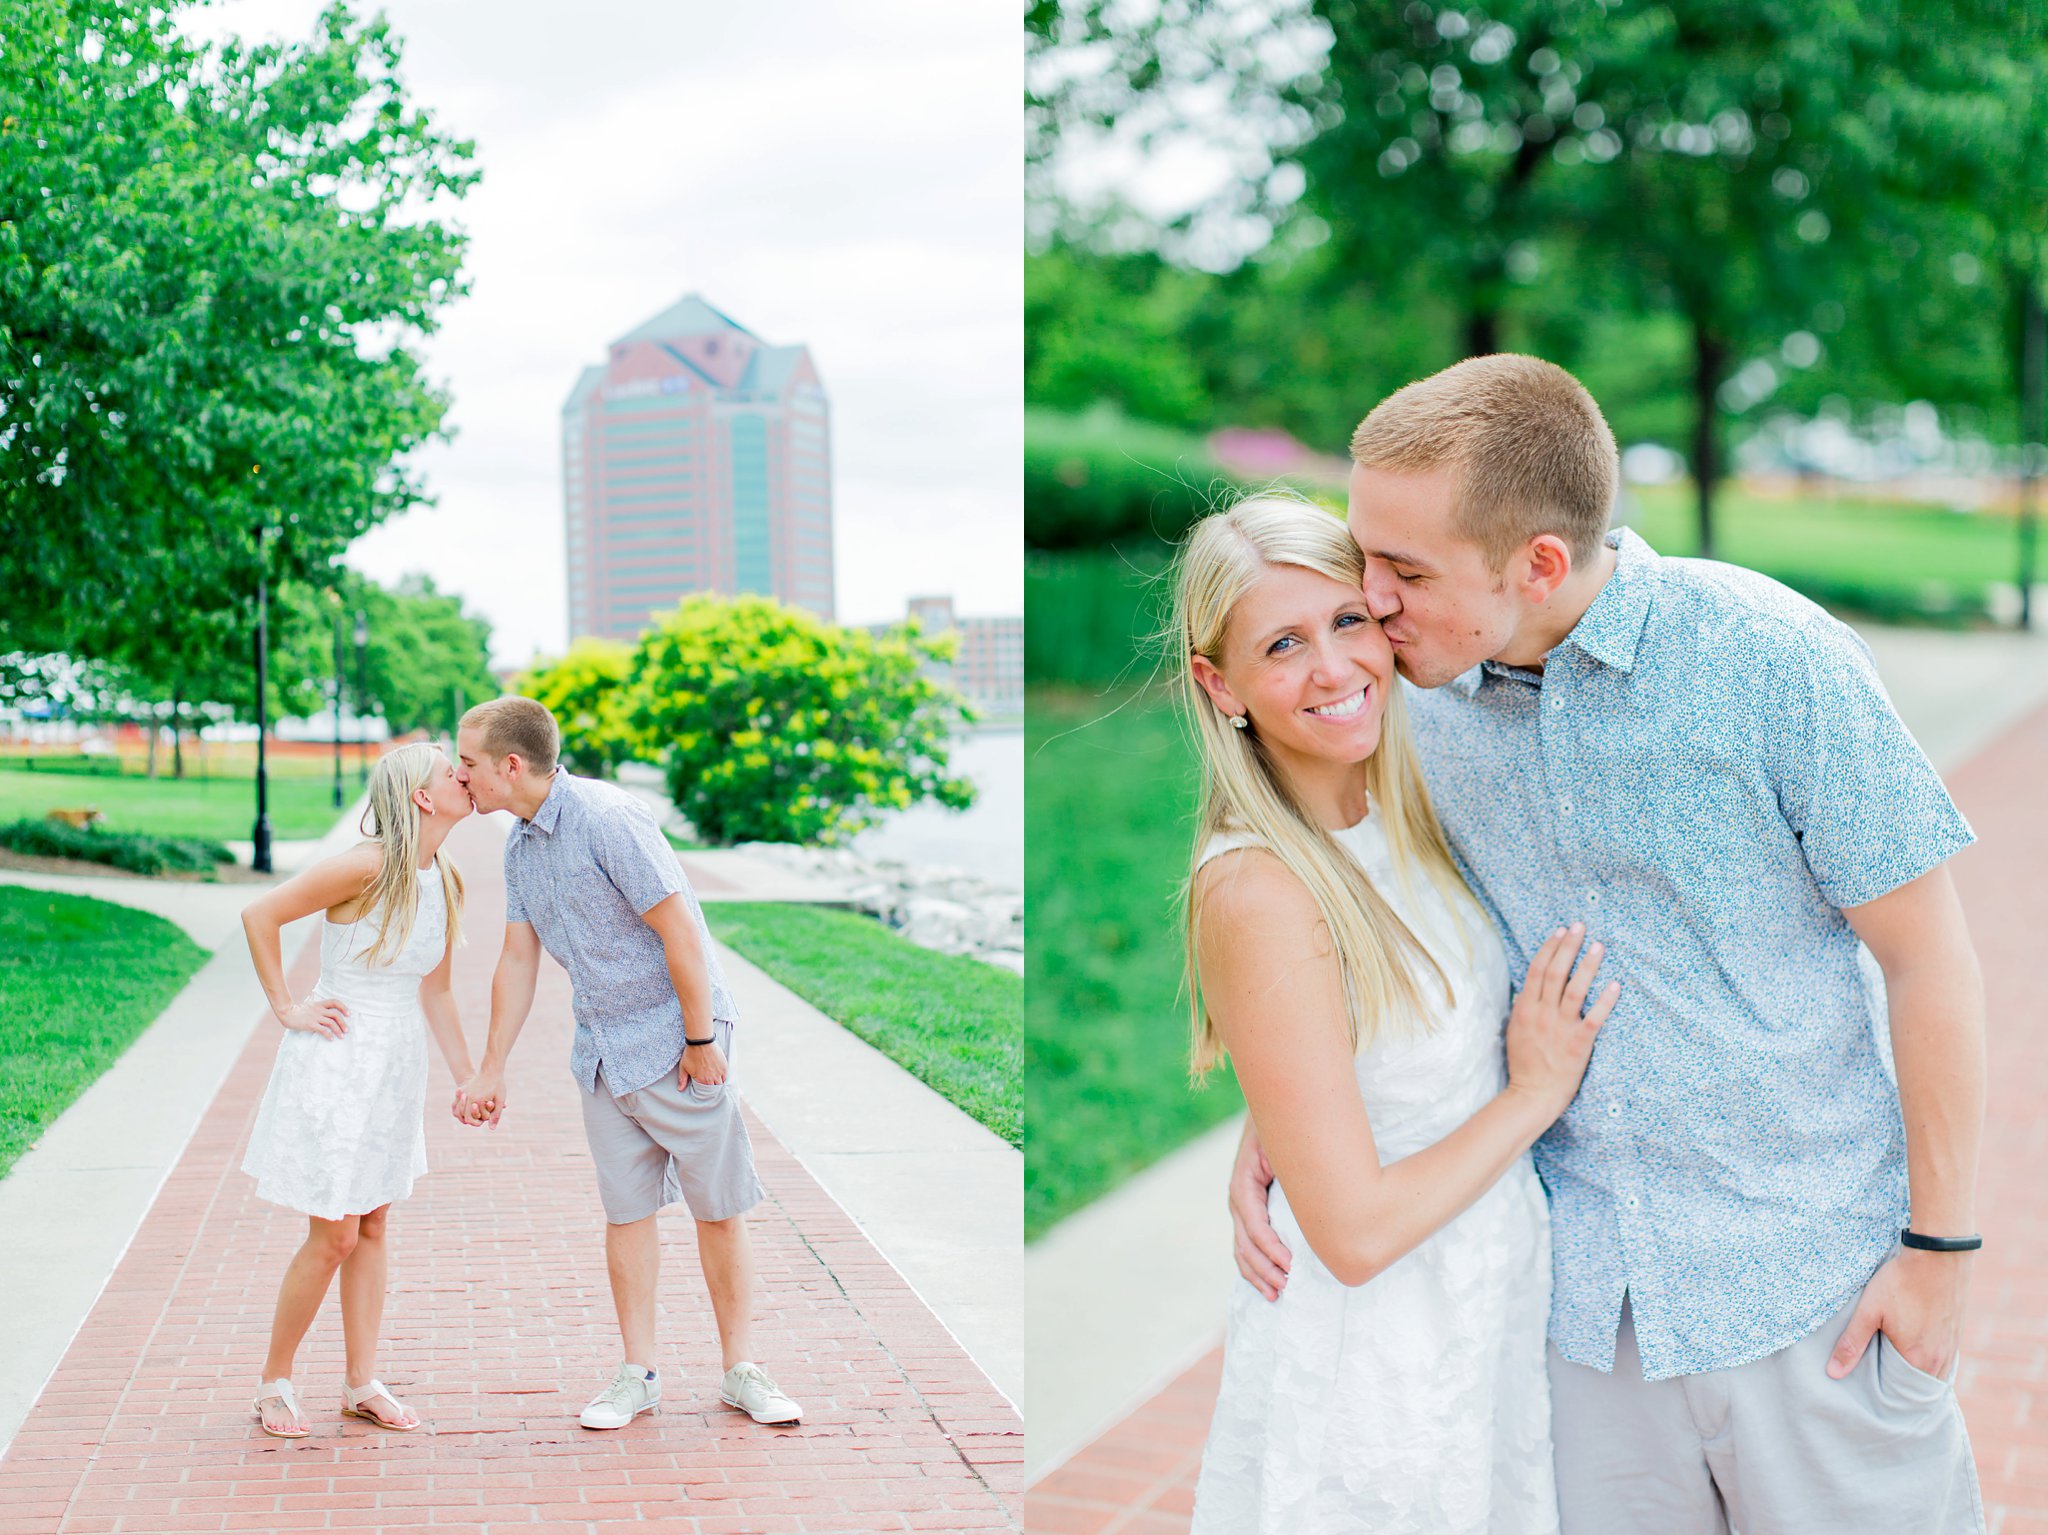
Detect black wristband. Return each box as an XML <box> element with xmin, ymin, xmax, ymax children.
<box><xmin>1900</xmin><ymin>1228</ymin><xmax>1982</xmax><ymax>1252</ymax></box>
<box><xmin>684</xmin><ymin>1034</ymin><xmax>717</xmax><ymax>1048</ymax></box>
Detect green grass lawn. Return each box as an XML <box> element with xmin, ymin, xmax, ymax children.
<box><xmin>1627</xmin><ymin>484</ymin><xmax>2018</xmax><ymax>620</ymax></box>
<box><xmin>1024</xmin><ymin>686</ymin><xmax>1242</xmax><ymax>1237</ymax></box>
<box><xmin>0</xmin><ymin>887</ymin><xmax>210</xmax><ymax>1179</ymax></box>
<box><xmin>0</xmin><ymin>767</ymin><xmax>344</xmax><ymax>841</ymax></box>
<box><xmin>704</xmin><ymin>901</ymin><xmax>1022</xmax><ymax>1147</ymax></box>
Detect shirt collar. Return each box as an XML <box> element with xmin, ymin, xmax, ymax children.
<box><xmin>519</xmin><ymin>769</ymin><xmax>570</xmax><ymax>837</ymax></box>
<box><xmin>1560</xmin><ymin>527</ymin><xmax>1657</xmax><ymax>674</ymax></box>
<box><xmin>1443</xmin><ymin>526</ymin><xmax>1656</xmax><ymax>697</ymax></box>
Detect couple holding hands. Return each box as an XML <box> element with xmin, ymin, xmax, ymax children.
<box><xmin>235</xmin><ymin>697</ymin><xmax>800</xmax><ymax>1439</ymax></box>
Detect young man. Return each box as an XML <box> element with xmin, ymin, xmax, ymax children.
<box><xmin>1227</xmin><ymin>356</ymin><xmax>1987</xmax><ymax>1532</ymax></box>
<box><xmin>452</xmin><ymin>697</ymin><xmax>802</xmax><ymax>1431</ymax></box>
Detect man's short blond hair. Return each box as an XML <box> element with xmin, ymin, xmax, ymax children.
<box><xmin>1349</xmin><ymin>354</ymin><xmax>1619</xmax><ymax>571</ymax></box>
<box><xmin>460</xmin><ymin>696</ymin><xmax>560</xmax><ymax>774</ymax></box>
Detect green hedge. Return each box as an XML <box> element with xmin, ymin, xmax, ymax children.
<box><xmin>1025</xmin><ymin>406</ymin><xmax>1257</xmax><ymax>549</ymax></box>
<box><xmin>0</xmin><ymin>817</ymin><xmax>234</xmax><ymax>876</ymax></box>
<box><xmin>0</xmin><ymin>755</ymin><xmax>127</xmax><ymax>776</ymax></box>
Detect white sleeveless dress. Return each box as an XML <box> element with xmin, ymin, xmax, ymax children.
<box><xmin>241</xmin><ymin>867</ymin><xmax>447</xmax><ymax>1219</ymax></box>
<box><xmin>1190</xmin><ymin>806</ymin><xmax>1560</xmax><ymax>1534</ymax></box>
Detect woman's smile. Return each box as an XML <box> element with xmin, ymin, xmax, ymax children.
<box><xmin>1305</xmin><ymin>686</ymin><xmax>1372</xmax><ymax>720</ymax></box>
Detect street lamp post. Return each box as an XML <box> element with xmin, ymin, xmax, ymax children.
<box><xmin>2020</xmin><ymin>279</ymin><xmax>2043</xmax><ymax>632</ymax></box>
<box><xmin>354</xmin><ymin>609</ymin><xmax>370</xmax><ymax>786</ymax></box>
<box><xmin>252</xmin><ymin>522</ymin><xmax>274</xmax><ymax>875</ymax></box>
<box><xmin>331</xmin><ymin>598</ymin><xmax>345</xmax><ymax>809</ymax></box>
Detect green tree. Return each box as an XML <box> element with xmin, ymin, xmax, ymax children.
<box><xmin>0</xmin><ymin>0</ymin><xmax>477</xmax><ymax>669</ymax></box>
<box><xmin>630</xmin><ymin>595</ymin><xmax>975</xmax><ymax>847</ymax></box>
<box><xmin>346</xmin><ymin>573</ymin><xmax>497</xmax><ymax>738</ymax></box>
<box><xmin>517</xmin><ymin>638</ymin><xmax>640</xmax><ymax>779</ymax></box>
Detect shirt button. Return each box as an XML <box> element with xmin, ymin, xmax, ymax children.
<box><xmin>1587</xmin><ymin>891</ymin><xmax>1600</xmax><ymax>905</ymax></box>
<box><xmin>1560</xmin><ymin>798</ymin><xmax>1574</xmax><ymax>815</ymax></box>
<box><xmin>1625</xmin><ymin>1196</ymin><xmax>1640</xmax><ymax>1210</ymax></box>
<box><xmin>1607</xmin><ymin>1102</ymin><xmax>1622</xmax><ymax>1116</ymax></box>
<box><xmin>1549</xmin><ymin>695</ymin><xmax>1563</xmax><ymax>712</ymax></box>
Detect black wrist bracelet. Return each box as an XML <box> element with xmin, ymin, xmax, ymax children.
<box><xmin>684</xmin><ymin>1034</ymin><xmax>717</xmax><ymax>1048</ymax></box>
<box><xmin>1901</xmin><ymin>1228</ymin><xmax>1982</xmax><ymax>1252</ymax></box>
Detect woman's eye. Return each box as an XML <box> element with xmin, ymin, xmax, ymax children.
<box><xmin>1267</xmin><ymin>635</ymin><xmax>1298</xmax><ymax>655</ymax></box>
<box><xmin>1335</xmin><ymin>612</ymin><xmax>1370</xmax><ymax>629</ymax></box>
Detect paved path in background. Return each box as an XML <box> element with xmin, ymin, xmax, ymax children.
<box><xmin>0</xmin><ymin>811</ymin><xmax>1021</xmax><ymax>1535</ymax></box>
<box><xmin>1027</xmin><ymin>691</ymin><xmax>2048</xmax><ymax>1533</ymax></box>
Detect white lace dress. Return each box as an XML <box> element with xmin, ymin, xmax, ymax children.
<box><xmin>241</xmin><ymin>867</ymin><xmax>447</xmax><ymax>1220</ymax></box>
<box><xmin>1190</xmin><ymin>806</ymin><xmax>1559</xmax><ymax>1534</ymax></box>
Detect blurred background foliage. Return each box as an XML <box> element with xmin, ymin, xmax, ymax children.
<box><xmin>1023</xmin><ymin>0</ymin><xmax>2048</xmax><ymax>1234</ymax></box>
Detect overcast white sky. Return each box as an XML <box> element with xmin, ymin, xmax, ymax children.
<box><xmin>181</xmin><ymin>0</ymin><xmax>1021</xmax><ymax>667</ymax></box>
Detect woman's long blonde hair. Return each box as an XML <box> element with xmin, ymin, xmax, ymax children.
<box><xmin>1173</xmin><ymin>494</ymin><xmax>1475</xmax><ymax>1074</ymax></box>
<box><xmin>358</xmin><ymin>742</ymin><xmax>465</xmax><ymax>965</ymax></box>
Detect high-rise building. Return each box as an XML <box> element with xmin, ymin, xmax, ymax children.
<box><xmin>899</xmin><ymin>595</ymin><xmax>1024</xmax><ymax>715</ymax></box>
<box><xmin>563</xmin><ymin>295</ymin><xmax>833</xmax><ymax>642</ymax></box>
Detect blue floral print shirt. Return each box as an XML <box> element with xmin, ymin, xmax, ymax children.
<box><xmin>1405</xmin><ymin>527</ymin><xmax>1975</xmax><ymax>1379</ymax></box>
<box><xmin>503</xmin><ymin>771</ymin><xmax>739</xmax><ymax>1096</ymax></box>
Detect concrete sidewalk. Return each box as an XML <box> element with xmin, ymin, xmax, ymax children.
<box><xmin>0</xmin><ymin>810</ymin><xmax>1021</xmax><ymax>1534</ymax></box>
<box><xmin>1027</xmin><ymin>687</ymin><xmax>2048</xmax><ymax>1534</ymax></box>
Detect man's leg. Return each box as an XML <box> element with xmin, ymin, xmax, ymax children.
<box><xmin>1548</xmin><ymin>1297</ymin><xmax>1730</xmax><ymax>1535</ymax></box>
<box><xmin>695</xmin><ymin>1214</ymin><xmax>756</xmax><ymax>1372</ymax></box>
<box><xmin>605</xmin><ymin>1214</ymin><xmax>662</xmax><ymax>1369</ymax></box>
<box><xmin>1705</xmin><ymin>1292</ymin><xmax>1984</xmax><ymax>1535</ymax></box>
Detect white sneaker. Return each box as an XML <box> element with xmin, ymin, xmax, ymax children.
<box><xmin>580</xmin><ymin>1363</ymin><xmax>660</xmax><ymax>1429</ymax></box>
<box><xmin>720</xmin><ymin>1361</ymin><xmax>802</xmax><ymax>1425</ymax></box>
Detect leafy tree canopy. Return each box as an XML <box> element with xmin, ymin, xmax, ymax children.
<box><xmin>629</xmin><ymin>595</ymin><xmax>975</xmax><ymax>847</ymax></box>
<box><xmin>516</xmin><ymin>637</ymin><xmax>639</xmax><ymax>780</ymax></box>
<box><xmin>0</xmin><ymin>0</ymin><xmax>477</xmax><ymax>668</ymax></box>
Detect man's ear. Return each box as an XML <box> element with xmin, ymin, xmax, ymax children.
<box><xmin>1519</xmin><ymin>534</ymin><xmax>1574</xmax><ymax>603</ymax></box>
<box><xmin>1190</xmin><ymin>652</ymin><xmax>1244</xmax><ymax>722</ymax></box>
<box><xmin>502</xmin><ymin>752</ymin><xmax>523</xmax><ymax>782</ymax></box>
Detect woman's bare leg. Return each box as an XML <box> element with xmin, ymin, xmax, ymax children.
<box><xmin>338</xmin><ymin>1203</ymin><xmax>415</xmax><ymax>1426</ymax></box>
<box><xmin>258</xmin><ymin>1214</ymin><xmax>360</xmax><ymax>1433</ymax></box>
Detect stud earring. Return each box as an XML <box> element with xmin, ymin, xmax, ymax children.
<box><xmin>1228</xmin><ymin>714</ymin><xmax>1249</xmax><ymax>730</ymax></box>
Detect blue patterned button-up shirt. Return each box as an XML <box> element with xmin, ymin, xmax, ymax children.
<box><xmin>502</xmin><ymin>771</ymin><xmax>739</xmax><ymax>1097</ymax></box>
<box><xmin>1406</xmin><ymin>528</ymin><xmax>1974</xmax><ymax>1379</ymax></box>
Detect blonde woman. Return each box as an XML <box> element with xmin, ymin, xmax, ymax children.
<box><xmin>238</xmin><ymin>743</ymin><xmax>475</xmax><ymax>1438</ymax></box>
<box><xmin>1176</xmin><ymin>498</ymin><xmax>1619</xmax><ymax>1534</ymax></box>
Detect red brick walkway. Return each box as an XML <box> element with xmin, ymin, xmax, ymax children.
<box><xmin>0</xmin><ymin>813</ymin><xmax>1021</xmax><ymax>1535</ymax></box>
<box><xmin>1029</xmin><ymin>695</ymin><xmax>2048</xmax><ymax>1535</ymax></box>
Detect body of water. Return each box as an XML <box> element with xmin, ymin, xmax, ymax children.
<box><xmin>854</xmin><ymin>726</ymin><xmax>1022</xmax><ymax>891</ymax></box>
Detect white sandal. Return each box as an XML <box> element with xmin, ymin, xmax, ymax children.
<box><xmin>340</xmin><ymin>1379</ymin><xmax>420</xmax><ymax>1431</ymax></box>
<box><xmin>253</xmin><ymin>1378</ymin><xmax>311</xmax><ymax>1439</ymax></box>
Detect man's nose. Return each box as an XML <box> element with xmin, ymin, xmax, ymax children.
<box><xmin>1361</xmin><ymin>565</ymin><xmax>1402</xmax><ymax>622</ymax></box>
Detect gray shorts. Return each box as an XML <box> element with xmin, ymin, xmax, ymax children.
<box><xmin>578</xmin><ymin>1019</ymin><xmax>765</xmax><ymax>1225</ymax></box>
<box><xmin>1549</xmin><ymin>1284</ymin><xmax>1984</xmax><ymax>1534</ymax></box>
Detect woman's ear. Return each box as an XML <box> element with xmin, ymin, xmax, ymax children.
<box><xmin>413</xmin><ymin>785</ymin><xmax>436</xmax><ymax>816</ymax></box>
<box><xmin>1190</xmin><ymin>652</ymin><xmax>1244</xmax><ymax>723</ymax></box>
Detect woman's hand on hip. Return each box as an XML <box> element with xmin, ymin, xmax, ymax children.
<box><xmin>278</xmin><ymin>999</ymin><xmax>348</xmax><ymax>1039</ymax></box>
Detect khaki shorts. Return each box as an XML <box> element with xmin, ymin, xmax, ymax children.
<box><xmin>579</xmin><ymin>1019</ymin><xmax>765</xmax><ymax>1224</ymax></box>
<box><xmin>1549</xmin><ymin>1284</ymin><xmax>1984</xmax><ymax>1535</ymax></box>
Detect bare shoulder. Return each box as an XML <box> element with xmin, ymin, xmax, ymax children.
<box><xmin>327</xmin><ymin>839</ymin><xmax>383</xmax><ymax>882</ymax></box>
<box><xmin>1195</xmin><ymin>845</ymin><xmax>1319</xmax><ymax>927</ymax></box>
<box><xmin>244</xmin><ymin>840</ymin><xmax>381</xmax><ymax>927</ymax></box>
<box><xmin>306</xmin><ymin>841</ymin><xmax>382</xmax><ymax>914</ymax></box>
<box><xmin>1194</xmin><ymin>846</ymin><xmax>1331</xmax><ymax>971</ymax></box>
